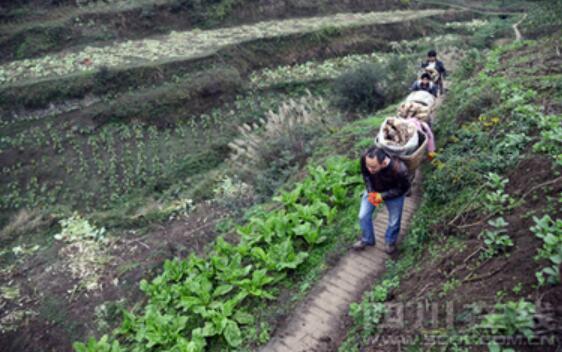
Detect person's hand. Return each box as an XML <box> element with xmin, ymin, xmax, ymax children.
<box><xmin>368</xmin><ymin>192</ymin><xmax>383</xmax><ymax>207</ymax></box>
<box><xmin>428</xmin><ymin>151</ymin><xmax>437</xmax><ymax>161</ymax></box>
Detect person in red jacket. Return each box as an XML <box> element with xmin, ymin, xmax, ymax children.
<box><xmin>353</xmin><ymin>147</ymin><xmax>411</xmax><ymax>254</ymax></box>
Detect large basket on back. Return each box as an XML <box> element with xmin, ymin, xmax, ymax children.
<box><xmin>375</xmin><ymin>130</ymin><xmax>428</xmax><ymax>173</ymax></box>
<box><xmin>398</xmin><ymin>131</ymin><xmax>428</xmax><ymax>172</ymax></box>
<box><xmin>424</xmin><ymin>67</ymin><xmax>440</xmax><ymax>83</ymax></box>
<box><xmin>405</xmin><ymin>91</ymin><xmax>435</xmax><ymax>107</ymax></box>
<box><xmin>375</xmin><ymin>117</ymin><xmax>419</xmax><ymax>156</ymax></box>
<box><xmin>397</xmin><ymin>91</ymin><xmax>435</xmax><ymax>122</ymax></box>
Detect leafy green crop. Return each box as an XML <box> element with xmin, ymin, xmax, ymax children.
<box><xmin>532</xmin><ymin>114</ymin><xmax>562</xmax><ymax>166</ymax></box>
<box><xmin>479</xmin><ymin>299</ymin><xmax>536</xmax><ymax>341</ymax></box>
<box><xmin>531</xmin><ymin>215</ymin><xmax>562</xmax><ymax>286</ymax></box>
<box><xmin>76</xmin><ymin>156</ymin><xmax>361</xmax><ymax>351</ymax></box>
<box><xmin>483</xmin><ymin>173</ymin><xmax>516</xmax><ymax>215</ymax></box>
<box><xmin>73</xmin><ymin>335</ymin><xmax>124</xmax><ymax>352</ymax></box>
<box><xmin>479</xmin><ymin>217</ymin><xmax>513</xmax><ymax>259</ymax></box>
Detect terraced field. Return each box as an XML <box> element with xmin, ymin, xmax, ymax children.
<box><xmin>0</xmin><ymin>8</ymin><xmax>478</xmax><ymax>218</ymax></box>
<box><xmin>0</xmin><ymin>9</ymin><xmax>446</xmax><ymax>86</ymax></box>
<box><xmin>0</xmin><ymin>1</ymin><xmax>521</xmax><ymax>351</ymax></box>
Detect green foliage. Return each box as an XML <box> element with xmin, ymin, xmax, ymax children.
<box><xmin>469</xmin><ymin>17</ymin><xmax>513</xmax><ymax>49</ymax></box>
<box><xmin>333</xmin><ymin>63</ymin><xmax>386</xmax><ymax>112</ymax></box>
<box><xmin>348</xmin><ymin>277</ymin><xmax>399</xmax><ymax>342</ymax></box>
<box><xmin>479</xmin><ymin>217</ymin><xmax>513</xmax><ymax>259</ymax></box>
<box><xmin>76</xmin><ymin>156</ymin><xmax>361</xmax><ymax>350</ymax></box>
<box><xmin>73</xmin><ymin>335</ymin><xmax>123</xmax><ymax>352</ymax></box>
<box><xmin>532</xmin><ymin>114</ymin><xmax>562</xmax><ymax>166</ymax></box>
<box><xmin>483</xmin><ymin>173</ymin><xmax>516</xmax><ymax>215</ymax></box>
<box><xmin>479</xmin><ymin>299</ymin><xmax>536</xmax><ymax>341</ymax></box>
<box><xmin>440</xmin><ymin>278</ymin><xmax>461</xmax><ymax>297</ymax></box>
<box><xmin>455</xmin><ymin>48</ymin><xmax>483</xmax><ymax>81</ymax></box>
<box><xmin>332</xmin><ymin>56</ymin><xmax>415</xmax><ymax>113</ymax></box>
<box><xmin>427</xmin><ymin>45</ymin><xmax>543</xmax><ymax>205</ymax></box>
<box><xmin>524</xmin><ymin>0</ymin><xmax>562</xmax><ymax>35</ymax></box>
<box><xmin>349</xmin><ymin>302</ymin><xmax>386</xmax><ymax>341</ymax></box>
<box><xmin>531</xmin><ymin>215</ymin><xmax>562</xmax><ymax>286</ymax></box>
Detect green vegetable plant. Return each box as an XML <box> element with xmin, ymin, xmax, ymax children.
<box><xmin>73</xmin><ymin>335</ymin><xmax>124</xmax><ymax>352</ymax></box>
<box><xmin>532</xmin><ymin>114</ymin><xmax>562</xmax><ymax>166</ymax></box>
<box><xmin>531</xmin><ymin>215</ymin><xmax>562</xmax><ymax>286</ymax></box>
<box><xmin>479</xmin><ymin>299</ymin><xmax>536</xmax><ymax>345</ymax></box>
<box><xmin>483</xmin><ymin>173</ymin><xmax>516</xmax><ymax>215</ymax></box>
<box><xmin>479</xmin><ymin>217</ymin><xmax>513</xmax><ymax>259</ymax></box>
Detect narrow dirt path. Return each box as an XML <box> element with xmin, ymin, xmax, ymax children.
<box><xmin>513</xmin><ymin>14</ymin><xmax>527</xmax><ymax>41</ymax></box>
<box><xmin>262</xmin><ymin>188</ymin><xmax>422</xmax><ymax>352</ymax></box>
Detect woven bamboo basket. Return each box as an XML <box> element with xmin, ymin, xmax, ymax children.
<box><xmin>399</xmin><ymin>131</ymin><xmax>428</xmax><ymax>172</ymax></box>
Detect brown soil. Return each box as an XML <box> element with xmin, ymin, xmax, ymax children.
<box><xmin>0</xmin><ymin>202</ymin><xmax>227</xmax><ymax>352</ymax></box>
<box><xmin>343</xmin><ymin>156</ymin><xmax>562</xmax><ymax>352</ymax></box>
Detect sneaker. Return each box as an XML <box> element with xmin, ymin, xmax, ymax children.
<box><xmin>384</xmin><ymin>243</ymin><xmax>396</xmax><ymax>254</ymax></box>
<box><xmin>352</xmin><ymin>240</ymin><xmax>373</xmax><ymax>251</ymax></box>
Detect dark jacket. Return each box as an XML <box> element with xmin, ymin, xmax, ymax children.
<box><xmin>360</xmin><ymin>154</ymin><xmax>411</xmax><ymax>200</ymax></box>
<box><xmin>410</xmin><ymin>80</ymin><xmax>438</xmax><ymax>97</ymax></box>
<box><xmin>421</xmin><ymin>60</ymin><xmax>447</xmax><ymax>77</ymax></box>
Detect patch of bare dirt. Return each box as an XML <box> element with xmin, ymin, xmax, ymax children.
<box><xmin>0</xmin><ymin>201</ymin><xmax>227</xmax><ymax>352</ymax></box>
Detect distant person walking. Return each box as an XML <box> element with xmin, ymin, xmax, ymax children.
<box><xmin>410</xmin><ymin>72</ymin><xmax>438</xmax><ymax>97</ymax></box>
<box><xmin>353</xmin><ymin>147</ymin><xmax>411</xmax><ymax>254</ymax></box>
<box><xmin>421</xmin><ymin>49</ymin><xmax>447</xmax><ymax>95</ymax></box>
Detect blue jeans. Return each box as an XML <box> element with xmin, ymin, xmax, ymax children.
<box><xmin>358</xmin><ymin>192</ymin><xmax>405</xmax><ymax>245</ymax></box>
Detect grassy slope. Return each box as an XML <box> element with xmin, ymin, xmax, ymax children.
<box><xmin>338</xmin><ymin>28</ymin><xmax>561</xmax><ymax>352</ymax></box>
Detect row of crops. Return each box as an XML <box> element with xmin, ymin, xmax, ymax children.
<box><xmin>0</xmin><ymin>89</ymin><xmax>299</xmax><ymax>211</ymax></box>
<box><xmin>249</xmin><ymin>32</ymin><xmax>470</xmax><ymax>88</ymax></box>
<box><xmin>0</xmin><ymin>9</ymin><xmax>445</xmax><ymax>85</ymax></box>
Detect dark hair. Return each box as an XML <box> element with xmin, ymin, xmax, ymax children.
<box><xmin>427</xmin><ymin>50</ymin><xmax>437</xmax><ymax>57</ymax></box>
<box><xmin>421</xmin><ymin>72</ymin><xmax>432</xmax><ymax>80</ymax></box>
<box><xmin>364</xmin><ymin>146</ymin><xmax>388</xmax><ymax>163</ymax></box>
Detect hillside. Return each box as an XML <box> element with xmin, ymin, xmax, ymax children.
<box><xmin>0</xmin><ymin>0</ymin><xmax>560</xmax><ymax>352</ymax></box>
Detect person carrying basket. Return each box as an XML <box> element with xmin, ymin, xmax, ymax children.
<box><xmin>410</xmin><ymin>72</ymin><xmax>438</xmax><ymax>97</ymax></box>
<box><xmin>353</xmin><ymin>147</ymin><xmax>411</xmax><ymax>254</ymax></box>
<box><xmin>421</xmin><ymin>49</ymin><xmax>447</xmax><ymax>96</ymax></box>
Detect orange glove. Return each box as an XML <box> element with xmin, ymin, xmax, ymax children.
<box><xmin>428</xmin><ymin>151</ymin><xmax>437</xmax><ymax>161</ymax></box>
<box><xmin>368</xmin><ymin>192</ymin><xmax>383</xmax><ymax>207</ymax></box>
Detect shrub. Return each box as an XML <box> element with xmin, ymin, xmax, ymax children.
<box><xmin>331</xmin><ymin>54</ymin><xmax>427</xmax><ymax>113</ymax></box>
<box><xmin>383</xmin><ymin>54</ymin><xmax>416</xmax><ymax>103</ymax></box>
<box><xmin>469</xmin><ymin>18</ymin><xmax>513</xmax><ymax>49</ymax></box>
<box><xmin>455</xmin><ymin>49</ymin><xmax>483</xmax><ymax>81</ymax></box>
<box><xmin>333</xmin><ymin>63</ymin><xmax>386</xmax><ymax>113</ymax></box>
